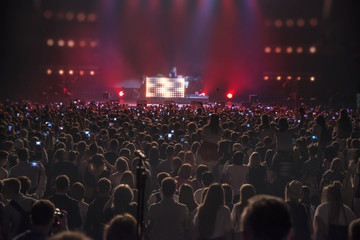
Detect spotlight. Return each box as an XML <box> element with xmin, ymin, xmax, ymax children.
<box><xmin>297</xmin><ymin>77</ymin><xmax>301</xmax><ymax>81</ymax></box>
<box><xmin>287</xmin><ymin>76</ymin><xmax>292</xmax><ymax>80</ymax></box>
<box><xmin>286</xmin><ymin>47</ymin><xmax>293</xmax><ymax>54</ymax></box>
<box><xmin>286</xmin><ymin>19</ymin><xmax>294</xmax><ymax>27</ymax></box>
<box><xmin>65</xmin><ymin>12</ymin><xmax>74</xmax><ymax>21</ymax></box>
<box><xmin>90</xmin><ymin>70</ymin><xmax>95</xmax><ymax>76</ymax></box>
<box><xmin>88</xmin><ymin>13</ymin><xmax>97</xmax><ymax>22</ymax></box>
<box><xmin>118</xmin><ymin>90</ymin><xmax>125</xmax><ymax>97</ymax></box>
<box><xmin>297</xmin><ymin>19</ymin><xmax>305</xmax><ymax>27</ymax></box>
<box><xmin>309</xmin><ymin>46</ymin><xmax>317</xmax><ymax>54</ymax></box>
<box><xmin>79</xmin><ymin>70</ymin><xmax>84</xmax><ymax>76</ymax></box>
<box><xmin>58</xmin><ymin>39</ymin><xmax>65</xmax><ymax>47</ymax></box>
<box><xmin>275</xmin><ymin>47</ymin><xmax>282</xmax><ymax>54</ymax></box>
<box><xmin>274</xmin><ymin>19</ymin><xmax>282</xmax><ymax>28</ymax></box>
<box><xmin>264</xmin><ymin>47</ymin><xmax>271</xmax><ymax>54</ymax></box>
<box><xmin>201</xmin><ymin>92</ymin><xmax>206</xmax><ymax>96</ymax></box>
<box><xmin>226</xmin><ymin>93</ymin><xmax>233</xmax><ymax>99</ymax></box>
<box><xmin>77</xmin><ymin>13</ymin><xmax>86</xmax><ymax>22</ymax></box>
<box><xmin>276</xmin><ymin>76</ymin><xmax>282</xmax><ymax>81</ymax></box>
<box><xmin>69</xmin><ymin>70</ymin><xmax>74</xmax><ymax>75</ymax></box>
<box><xmin>67</xmin><ymin>40</ymin><xmax>75</xmax><ymax>47</ymax></box>
<box><xmin>264</xmin><ymin>76</ymin><xmax>269</xmax><ymax>81</ymax></box>
<box><xmin>296</xmin><ymin>47</ymin><xmax>303</xmax><ymax>54</ymax></box>
<box><xmin>59</xmin><ymin>69</ymin><xmax>64</xmax><ymax>75</ymax></box>
<box><xmin>90</xmin><ymin>41</ymin><xmax>97</xmax><ymax>47</ymax></box>
<box><xmin>79</xmin><ymin>41</ymin><xmax>86</xmax><ymax>47</ymax></box>
<box><xmin>310</xmin><ymin>76</ymin><xmax>316</xmax><ymax>82</ymax></box>
<box><xmin>309</xmin><ymin>18</ymin><xmax>318</xmax><ymax>27</ymax></box>
<box><xmin>46</xmin><ymin>69</ymin><xmax>52</xmax><ymax>75</ymax></box>
<box><xmin>47</xmin><ymin>39</ymin><xmax>54</xmax><ymax>46</ymax></box>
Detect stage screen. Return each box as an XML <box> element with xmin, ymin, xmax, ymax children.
<box><xmin>146</xmin><ymin>77</ymin><xmax>185</xmax><ymax>98</ymax></box>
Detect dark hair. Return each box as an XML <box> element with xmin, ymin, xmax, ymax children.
<box><xmin>18</xmin><ymin>176</ymin><xmax>31</xmax><ymax>194</ymax></box>
<box><xmin>2</xmin><ymin>178</ymin><xmax>21</xmax><ymax>194</ymax></box>
<box><xmin>91</xmin><ymin>154</ymin><xmax>105</xmax><ymax>169</ymax></box>
<box><xmin>157</xmin><ymin>172</ymin><xmax>171</xmax><ymax>186</ymax></box>
<box><xmin>232</xmin><ymin>151</ymin><xmax>245</xmax><ymax>165</ymax></box>
<box><xmin>17</xmin><ymin>148</ymin><xmax>29</xmax><ymax>162</ymax></box>
<box><xmin>104</xmin><ymin>214</ymin><xmax>137</xmax><ymax>240</ymax></box>
<box><xmin>0</xmin><ymin>150</ymin><xmax>9</xmax><ymax>160</ymax></box>
<box><xmin>109</xmin><ymin>139</ymin><xmax>119</xmax><ymax>151</ymax></box>
<box><xmin>166</xmin><ymin>145</ymin><xmax>175</xmax><ymax>157</ymax></box>
<box><xmin>278</xmin><ymin>118</ymin><xmax>289</xmax><ymax>131</ymax></box>
<box><xmin>70</xmin><ymin>182</ymin><xmax>85</xmax><ymax>201</ymax></box>
<box><xmin>31</xmin><ymin>200</ymin><xmax>55</xmax><ymax>226</ymax></box>
<box><xmin>222</xmin><ymin>183</ymin><xmax>233</xmax><ymax>203</ymax></box>
<box><xmin>349</xmin><ymin>218</ymin><xmax>360</xmax><ymax>240</ymax></box>
<box><xmin>98</xmin><ymin>178</ymin><xmax>111</xmax><ymax>195</ymax></box>
<box><xmin>179</xmin><ymin>184</ymin><xmax>198</xmax><ymax>213</ymax></box>
<box><xmin>55</xmin><ymin>175</ymin><xmax>70</xmax><ymax>192</ymax></box>
<box><xmin>195</xmin><ymin>165</ymin><xmax>209</xmax><ymax>181</ymax></box>
<box><xmin>115</xmin><ymin>157</ymin><xmax>129</xmax><ymax>173</ymax></box>
<box><xmin>161</xmin><ymin>177</ymin><xmax>177</xmax><ymax>197</ymax></box>
<box><xmin>48</xmin><ymin>231</ymin><xmax>91</xmax><ymax>240</ymax></box>
<box><xmin>241</xmin><ymin>195</ymin><xmax>291</xmax><ymax>240</ymax></box>
<box><xmin>178</xmin><ymin>164</ymin><xmax>192</xmax><ymax>180</ymax></box>
<box><xmin>201</xmin><ymin>171</ymin><xmax>214</xmax><ymax>187</ymax></box>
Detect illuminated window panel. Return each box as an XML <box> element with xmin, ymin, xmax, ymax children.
<box><xmin>146</xmin><ymin>77</ymin><xmax>185</xmax><ymax>98</ymax></box>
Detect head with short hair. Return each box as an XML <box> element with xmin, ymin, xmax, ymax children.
<box><xmin>2</xmin><ymin>178</ymin><xmax>21</xmax><ymax>198</ymax></box>
<box><xmin>48</xmin><ymin>231</ymin><xmax>92</xmax><ymax>240</ymax></box>
<box><xmin>201</xmin><ymin>171</ymin><xmax>214</xmax><ymax>187</ymax></box>
<box><xmin>55</xmin><ymin>175</ymin><xmax>70</xmax><ymax>193</ymax></box>
<box><xmin>120</xmin><ymin>171</ymin><xmax>134</xmax><ymax>188</ymax></box>
<box><xmin>103</xmin><ymin>213</ymin><xmax>137</xmax><ymax>240</ymax></box>
<box><xmin>70</xmin><ymin>182</ymin><xmax>85</xmax><ymax>201</ymax></box>
<box><xmin>113</xmin><ymin>184</ymin><xmax>134</xmax><ymax>209</ymax></box>
<box><xmin>157</xmin><ymin>172</ymin><xmax>171</xmax><ymax>186</ymax></box>
<box><xmin>178</xmin><ymin>164</ymin><xmax>192</xmax><ymax>180</ymax></box>
<box><xmin>31</xmin><ymin>200</ymin><xmax>55</xmax><ymax>226</ymax></box>
<box><xmin>221</xmin><ymin>183</ymin><xmax>233</xmax><ymax>203</ymax></box>
<box><xmin>349</xmin><ymin>218</ymin><xmax>360</xmax><ymax>240</ymax></box>
<box><xmin>98</xmin><ymin>177</ymin><xmax>111</xmax><ymax>196</ymax></box>
<box><xmin>239</xmin><ymin>184</ymin><xmax>256</xmax><ymax>204</ymax></box>
<box><xmin>232</xmin><ymin>151</ymin><xmax>245</xmax><ymax>165</ymax></box>
<box><xmin>115</xmin><ymin>157</ymin><xmax>129</xmax><ymax>173</ymax></box>
<box><xmin>248</xmin><ymin>152</ymin><xmax>261</xmax><ymax>168</ymax></box>
<box><xmin>329</xmin><ymin>158</ymin><xmax>343</xmax><ymax>172</ymax></box>
<box><xmin>241</xmin><ymin>195</ymin><xmax>292</xmax><ymax>240</ymax></box>
<box><xmin>17</xmin><ymin>176</ymin><xmax>31</xmax><ymax>194</ymax></box>
<box><xmin>0</xmin><ymin>150</ymin><xmax>9</xmax><ymax>164</ymax></box>
<box><xmin>161</xmin><ymin>177</ymin><xmax>177</xmax><ymax>197</ymax></box>
<box><xmin>195</xmin><ymin>165</ymin><xmax>209</xmax><ymax>181</ymax></box>
<box><xmin>109</xmin><ymin>139</ymin><xmax>119</xmax><ymax>151</ymax></box>
<box><xmin>285</xmin><ymin>180</ymin><xmax>303</xmax><ymax>203</ymax></box>
<box><xmin>17</xmin><ymin>148</ymin><xmax>29</xmax><ymax>162</ymax></box>
<box><xmin>166</xmin><ymin>145</ymin><xmax>175</xmax><ymax>158</ymax></box>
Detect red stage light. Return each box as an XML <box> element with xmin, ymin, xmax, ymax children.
<box><xmin>59</xmin><ymin>69</ymin><xmax>64</xmax><ymax>75</ymax></box>
<box><xmin>297</xmin><ymin>76</ymin><xmax>301</xmax><ymax>81</ymax></box>
<box><xmin>77</xmin><ymin>13</ymin><xmax>86</xmax><ymax>22</ymax></box>
<box><xmin>275</xmin><ymin>47</ymin><xmax>282</xmax><ymax>53</ymax></box>
<box><xmin>90</xmin><ymin>41</ymin><xmax>97</xmax><ymax>47</ymax></box>
<box><xmin>286</xmin><ymin>47</ymin><xmax>293</xmax><ymax>54</ymax></box>
<box><xmin>79</xmin><ymin>70</ymin><xmax>84</xmax><ymax>76</ymax></box>
<box><xmin>69</xmin><ymin>70</ymin><xmax>74</xmax><ymax>75</ymax></box>
<box><xmin>118</xmin><ymin>91</ymin><xmax>125</xmax><ymax>97</ymax></box>
<box><xmin>276</xmin><ymin>76</ymin><xmax>282</xmax><ymax>81</ymax></box>
<box><xmin>287</xmin><ymin>76</ymin><xmax>292</xmax><ymax>80</ymax></box>
<box><xmin>90</xmin><ymin>70</ymin><xmax>95</xmax><ymax>76</ymax></box>
<box><xmin>47</xmin><ymin>39</ymin><xmax>54</xmax><ymax>46</ymax></box>
<box><xmin>46</xmin><ymin>69</ymin><xmax>52</xmax><ymax>75</ymax></box>
<box><xmin>310</xmin><ymin>76</ymin><xmax>316</xmax><ymax>82</ymax></box>
<box><xmin>309</xmin><ymin>46</ymin><xmax>317</xmax><ymax>54</ymax></box>
<box><xmin>79</xmin><ymin>41</ymin><xmax>86</xmax><ymax>47</ymax></box>
<box><xmin>226</xmin><ymin>93</ymin><xmax>233</xmax><ymax>99</ymax></box>
<box><xmin>296</xmin><ymin>47</ymin><xmax>303</xmax><ymax>54</ymax></box>
<box><xmin>264</xmin><ymin>47</ymin><xmax>271</xmax><ymax>54</ymax></box>
<box><xmin>264</xmin><ymin>76</ymin><xmax>269</xmax><ymax>81</ymax></box>
<box><xmin>67</xmin><ymin>40</ymin><xmax>75</xmax><ymax>47</ymax></box>
<box><xmin>201</xmin><ymin>92</ymin><xmax>206</xmax><ymax>96</ymax></box>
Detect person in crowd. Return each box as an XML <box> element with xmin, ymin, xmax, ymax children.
<box><xmin>284</xmin><ymin>180</ymin><xmax>311</xmax><ymax>240</ymax></box>
<box><xmin>314</xmin><ymin>181</ymin><xmax>357</xmax><ymax>240</ymax></box>
<box><xmin>104</xmin><ymin>139</ymin><xmax>119</xmax><ymax>166</ymax></box>
<box><xmin>194</xmin><ymin>171</ymin><xmax>214</xmax><ymax>204</ymax></box>
<box><xmin>103</xmin><ymin>213</ymin><xmax>137</xmax><ymax>240</ymax></box>
<box><xmin>222</xmin><ymin>183</ymin><xmax>234</xmax><ymax>211</ymax></box>
<box><xmin>109</xmin><ymin>157</ymin><xmax>129</xmax><ymax>187</ymax></box>
<box><xmin>48</xmin><ymin>231</ymin><xmax>91</xmax><ymax>240</ymax></box>
<box><xmin>158</xmin><ymin>145</ymin><xmax>175</xmax><ymax>173</ymax></box>
<box><xmin>191</xmin><ymin>165</ymin><xmax>208</xmax><ymax>191</ymax></box>
<box><xmin>1</xmin><ymin>178</ymin><xmax>36</xmax><ymax>239</ymax></box>
<box><xmin>240</xmin><ymin>194</ymin><xmax>292</xmax><ymax>240</ymax></box>
<box><xmin>148</xmin><ymin>177</ymin><xmax>188</xmax><ymax>240</ymax></box>
<box><xmin>257</xmin><ymin>114</ymin><xmax>273</xmax><ymax>143</ymax></box>
<box><xmin>9</xmin><ymin>148</ymin><xmax>40</xmax><ymax>192</ymax></box>
<box><xmin>0</xmin><ymin>150</ymin><xmax>9</xmax><ymax>180</ymax></box>
<box><xmin>320</xmin><ymin>158</ymin><xmax>345</xmax><ymax>190</ymax></box>
<box><xmin>84</xmin><ymin>178</ymin><xmax>111</xmax><ymax>240</ymax></box>
<box><xmin>247</xmin><ymin>152</ymin><xmax>266</xmax><ymax>194</ymax></box>
<box><xmin>70</xmin><ymin>182</ymin><xmax>89</xmax><ymax>229</ymax></box>
<box><xmin>349</xmin><ymin>218</ymin><xmax>360</xmax><ymax>240</ymax></box>
<box><xmin>50</xmin><ymin>149</ymin><xmax>80</xmax><ymax>186</ymax></box>
<box><xmin>231</xmin><ymin>184</ymin><xmax>256</xmax><ymax>238</ymax></box>
<box><xmin>17</xmin><ymin>162</ymin><xmax>47</xmax><ymax>199</ymax></box>
<box><xmin>225</xmin><ymin>151</ymin><xmax>249</xmax><ymax>202</ymax></box>
<box><xmin>47</xmin><ymin>175</ymin><xmax>82</xmax><ymax>230</ymax></box>
<box><xmin>175</xmin><ymin>163</ymin><xmax>194</xmax><ymax>189</ymax></box>
<box><xmin>194</xmin><ymin>183</ymin><xmax>231</xmax><ymax>240</ymax></box>
<box><xmin>336</xmin><ymin>108</ymin><xmax>352</xmax><ymax>139</ymax></box>
<box><xmin>179</xmin><ymin>183</ymin><xmax>198</xmax><ymax>217</ymax></box>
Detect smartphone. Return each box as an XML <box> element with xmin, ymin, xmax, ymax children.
<box><xmin>30</xmin><ymin>162</ymin><xmax>39</xmax><ymax>167</ymax></box>
<box><xmin>312</xmin><ymin>135</ymin><xmax>317</xmax><ymax>140</ymax></box>
<box><xmin>114</xmin><ymin>117</ymin><xmax>117</xmax><ymax>121</ymax></box>
<box><xmin>246</xmin><ymin>124</ymin><xmax>250</xmax><ymax>127</ymax></box>
<box><xmin>59</xmin><ymin>126</ymin><xmax>63</xmax><ymax>130</ymax></box>
<box><xmin>74</xmin><ymin>101</ymin><xmax>77</xmax><ymax>104</ymax></box>
<box><xmin>36</xmin><ymin>141</ymin><xmax>41</xmax><ymax>145</ymax></box>
<box><xmin>8</xmin><ymin>125</ymin><xmax>12</xmax><ymax>131</ymax></box>
<box><xmin>180</xmin><ymin>138</ymin><xmax>185</xmax><ymax>143</ymax></box>
<box><xmin>109</xmin><ymin>122</ymin><xmax>114</xmax><ymax>126</ymax></box>
<box><xmin>47</xmin><ymin>123</ymin><xmax>52</xmax><ymax>127</ymax></box>
<box><xmin>85</xmin><ymin>130</ymin><xmax>90</xmax><ymax>137</ymax></box>
<box><xmin>155</xmin><ymin>119</ymin><xmax>158</xmax><ymax>122</ymax></box>
<box><xmin>171</xmin><ymin>130</ymin><xmax>174</xmax><ymax>134</ymax></box>
<box><xmin>43</xmin><ymin>132</ymin><xmax>48</xmax><ymax>136</ymax></box>
<box><xmin>168</xmin><ymin>133</ymin><xmax>172</xmax><ymax>138</ymax></box>
<box><xmin>297</xmin><ymin>120</ymin><xmax>301</xmax><ymax>123</ymax></box>
<box><xmin>159</xmin><ymin>135</ymin><xmax>163</xmax><ymax>138</ymax></box>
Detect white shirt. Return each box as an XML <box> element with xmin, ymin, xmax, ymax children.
<box><xmin>314</xmin><ymin>202</ymin><xmax>356</xmax><ymax>227</ymax></box>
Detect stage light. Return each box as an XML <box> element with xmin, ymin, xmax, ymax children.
<box><xmin>43</xmin><ymin>10</ymin><xmax>53</xmax><ymax>19</ymax></box>
<box><xmin>264</xmin><ymin>47</ymin><xmax>271</xmax><ymax>54</ymax></box>
<box><xmin>79</xmin><ymin>70</ymin><xmax>84</xmax><ymax>76</ymax></box>
<box><xmin>226</xmin><ymin>93</ymin><xmax>233</xmax><ymax>99</ymax></box>
<box><xmin>297</xmin><ymin>77</ymin><xmax>301</xmax><ymax>81</ymax></box>
<box><xmin>309</xmin><ymin>18</ymin><xmax>318</xmax><ymax>27</ymax></box>
<box><xmin>276</xmin><ymin>76</ymin><xmax>282</xmax><ymax>81</ymax></box>
<box><xmin>90</xmin><ymin>70</ymin><xmax>95</xmax><ymax>76</ymax></box>
<box><xmin>67</xmin><ymin>40</ymin><xmax>75</xmax><ymax>47</ymax></box>
<box><xmin>274</xmin><ymin>19</ymin><xmax>282</xmax><ymax>28</ymax></box>
<box><xmin>275</xmin><ymin>47</ymin><xmax>282</xmax><ymax>54</ymax></box>
<box><xmin>297</xmin><ymin>19</ymin><xmax>305</xmax><ymax>27</ymax></box>
<box><xmin>201</xmin><ymin>92</ymin><xmax>206</xmax><ymax>96</ymax></box>
<box><xmin>77</xmin><ymin>13</ymin><xmax>86</xmax><ymax>22</ymax></box>
<box><xmin>65</xmin><ymin>12</ymin><xmax>74</xmax><ymax>21</ymax></box>
<box><xmin>90</xmin><ymin>41</ymin><xmax>97</xmax><ymax>47</ymax></box>
<box><xmin>47</xmin><ymin>39</ymin><xmax>54</xmax><ymax>46</ymax></box>
<box><xmin>88</xmin><ymin>13</ymin><xmax>97</xmax><ymax>22</ymax></box>
<box><xmin>58</xmin><ymin>39</ymin><xmax>65</xmax><ymax>47</ymax></box>
<box><xmin>287</xmin><ymin>76</ymin><xmax>292</xmax><ymax>80</ymax></box>
<box><xmin>264</xmin><ymin>76</ymin><xmax>269</xmax><ymax>81</ymax></box>
<box><xmin>310</xmin><ymin>76</ymin><xmax>316</xmax><ymax>82</ymax></box>
<box><xmin>46</xmin><ymin>69</ymin><xmax>52</xmax><ymax>75</ymax></box>
<box><xmin>69</xmin><ymin>70</ymin><xmax>74</xmax><ymax>75</ymax></box>
<box><xmin>309</xmin><ymin>46</ymin><xmax>317</xmax><ymax>54</ymax></box>
<box><xmin>286</xmin><ymin>47</ymin><xmax>293</xmax><ymax>54</ymax></box>
<box><xmin>286</xmin><ymin>19</ymin><xmax>294</xmax><ymax>27</ymax></box>
<box><xmin>118</xmin><ymin>91</ymin><xmax>125</xmax><ymax>97</ymax></box>
<box><xmin>79</xmin><ymin>41</ymin><xmax>86</xmax><ymax>47</ymax></box>
<box><xmin>59</xmin><ymin>69</ymin><xmax>64</xmax><ymax>75</ymax></box>
<box><xmin>296</xmin><ymin>47</ymin><xmax>303</xmax><ymax>54</ymax></box>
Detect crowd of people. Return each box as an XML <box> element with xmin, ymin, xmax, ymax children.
<box><xmin>0</xmin><ymin>100</ymin><xmax>360</xmax><ymax>240</ymax></box>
